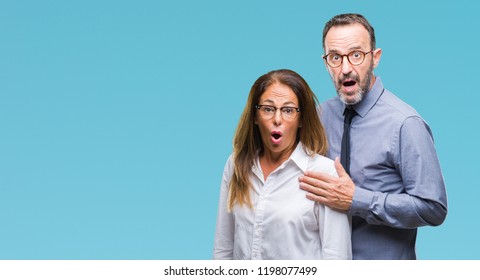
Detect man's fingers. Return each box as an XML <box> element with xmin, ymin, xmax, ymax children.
<box><xmin>299</xmin><ymin>182</ymin><xmax>325</xmax><ymax>196</ymax></box>
<box><xmin>298</xmin><ymin>174</ymin><xmax>322</xmax><ymax>189</ymax></box>
<box><xmin>300</xmin><ymin>181</ymin><xmax>337</xmax><ymax>198</ymax></box>
<box><xmin>305</xmin><ymin>192</ymin><xmax>328</xmax><ymax>204</ymax></box>
<box><xmin>301</xmin><ymin>170</ymin><xmax>337</xmax><ymax>184</ymax></box>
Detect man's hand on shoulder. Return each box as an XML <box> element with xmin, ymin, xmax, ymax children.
<box><xmin>299</xmin><ymin>157</ymin><xmax>355</xmax><ymax>211</ymax></box>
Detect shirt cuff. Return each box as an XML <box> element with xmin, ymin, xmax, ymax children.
<box><xmin>349</xmin><ymin>186</ymin><xmax>374</xmax><ymax>218</ymax></box>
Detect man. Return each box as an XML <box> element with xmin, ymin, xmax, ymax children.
<box><xmin>299</xmin><ymin>13</ymin><xmax>447</xmax><ymax>259</ymax></box>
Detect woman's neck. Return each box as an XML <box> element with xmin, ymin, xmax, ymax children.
<box><xmin>259</xmin><ymin>145</ymin><xmax>296</xmax><ymax>181</ymax></box>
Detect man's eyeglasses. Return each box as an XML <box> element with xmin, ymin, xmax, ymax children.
<box><xmin>255</xmin><ymin>105</ymin><xmax>300</xmax><ymax>121</ymax></box>
<box><xmin>323</xmin><ymin>50</ymin><xmax>374</xmax><ymax>68</ymax></box>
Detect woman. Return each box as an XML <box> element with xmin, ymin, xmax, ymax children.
<box><xmin>213</xmin><ymin>69</ymin><xmax>351</xmax><ymax>259</ymax></box>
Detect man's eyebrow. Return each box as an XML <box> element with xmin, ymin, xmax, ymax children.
<box><xmin>327</xmin><ymin>46</ymin><xmax>363</xmax><ymax>54</ymax></box>
<box><xmin>348</xmin><ymin>46</ymin><xmax>364</xmax><ymax>51</ymax></box>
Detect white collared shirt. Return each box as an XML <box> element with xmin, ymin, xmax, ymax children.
<box><xmin>213</xmin><ymin>143</ymin><xmax>352</xmax><ymax>260</ymax></box>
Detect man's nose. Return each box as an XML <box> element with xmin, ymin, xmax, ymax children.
<box><xmin>341</xmin><ymin>56</ymin><xmax>353</xmax><ymax>74</ymax></box>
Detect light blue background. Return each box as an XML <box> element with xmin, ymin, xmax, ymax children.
<box><xmin>0</xmin><ymin>0</ymin><xmax>478</xmax><ymax>259</ymax></box>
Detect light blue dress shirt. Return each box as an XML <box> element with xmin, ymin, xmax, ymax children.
<box><xmin>320</xmin><ymin>77</ymin><xmax>447</xmax><ymax>259</ymax></box>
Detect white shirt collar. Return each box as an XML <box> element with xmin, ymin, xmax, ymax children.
<box><xmin>252</xmin><ymin>142</ymin><xmax>310</xmax><ymax>176</ymax></box>
<box><xmin>288</xmin><ymin>142</ymin><xmax>310</xmax><ymax>173</ymax></box>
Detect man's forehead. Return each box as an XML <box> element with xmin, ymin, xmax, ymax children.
<box><xmin>324</xmin><ymin>24</ymin><xmax>371</xmax><ymax>52</ymax></box>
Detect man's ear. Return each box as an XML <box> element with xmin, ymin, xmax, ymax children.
<box><xmin>373</xmin><ymin>48</ymin><xmax>382</xmax><ymax>69</ymax></box>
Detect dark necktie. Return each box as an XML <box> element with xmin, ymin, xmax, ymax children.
<box><xmin>341</xmin><ymin>107</ymin><xmax>357</xmax><ymax>175</ymax></box>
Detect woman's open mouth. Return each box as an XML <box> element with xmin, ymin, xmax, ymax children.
<box><xmin>271</xmin><ymin>131</ymin><xmax>283</xmax><ymax>144</ymax></box>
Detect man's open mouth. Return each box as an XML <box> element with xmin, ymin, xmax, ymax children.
<box><xmin>343</xmin><ymin>80</ymin><xmax>356</xmax><ymax>87</ymax></box>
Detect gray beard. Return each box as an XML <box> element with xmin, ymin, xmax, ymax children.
<box><xmin>338</xmin><ymin>89</ymin><xmax>364</xmax><ymax>105</ymax></box>
<box><xmin>336</xmin><ymin>65</ymin><xmax>374</xmax><ymax>106</ymax></box>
